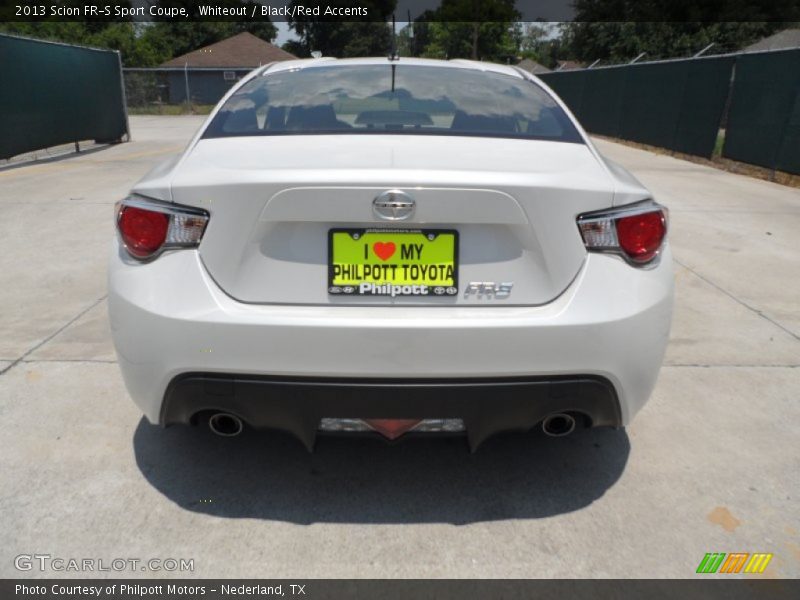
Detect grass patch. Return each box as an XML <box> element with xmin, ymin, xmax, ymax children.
<box><xmin>712</xmin><ymin>129</ymin><xmax>725</xmax><ymax>158</ymax></box>
<box><xmin>128</xmin><ymin>104</ymin><xmax>214</xmax><ymax>116</ymax></box>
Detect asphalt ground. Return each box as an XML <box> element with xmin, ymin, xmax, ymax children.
<box><xmin>1</xmin><ymin>116</ymin><xmax>798</xmax><ymax>578</ymax></box>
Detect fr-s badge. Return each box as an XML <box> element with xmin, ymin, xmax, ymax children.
<box><xmin>464</xmin><ymin>282</ymin><xmax>514</xmax><ymax>299</ymax></box>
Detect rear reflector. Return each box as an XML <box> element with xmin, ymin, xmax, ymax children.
<box><xmin>319</xmin><ymin>418</ymin><xmax>466</xmax><ymax>438</ymax></box>
<box><xmin>577</xmin><ymin>201</ymin><xmax>667</xmax><ymax>266</ymax></box>
<box><xmin>116</xmin><ymin>196</ymin><xmax>209</xmax><ymax>261</ymax></box>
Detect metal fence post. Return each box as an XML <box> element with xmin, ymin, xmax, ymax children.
<box><xmin>184</xmin><ymin>61</ymin><xmax>191</xmax><ymax>113</ymax></box>
<box><xmin>117</xmin><ymin>50</ymin><xmax>131</xmax><ymax>141</ymax></box>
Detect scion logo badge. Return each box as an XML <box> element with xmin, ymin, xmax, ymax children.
<box><xmin>373</xmin><ymin>190</ymin><xmax>415</xmax><ymax>221</ymax></box>
<box><xmin>696</xmin><ymin>552</ymin><xmax>773</xmax><ymax>574</ymax></box>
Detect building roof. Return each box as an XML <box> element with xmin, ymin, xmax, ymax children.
<box><xmin>744</xmin><ymin>29</ymin><xmax>800</xmax><ymax>53</ymax></box>
<box><xmin>516</xmin><ymin>58</ymin><xmax>551</xmax><ymax>74</ymax></box>
<box><xmin>161</xmin><ymin>32</ymin><xmax>296</xmax><ymax>68</ymax></box>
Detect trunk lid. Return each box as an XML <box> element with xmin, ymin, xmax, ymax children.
<box><xmin>167</xmin><ymin>135</ymin><xmax>615</xmax><ymax>306</ymax></box>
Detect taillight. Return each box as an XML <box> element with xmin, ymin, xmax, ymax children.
<box><xmin>118</xmin><ymin>206</ymin><xmax>169</xmax><ymax>259</ymax></box>
<box><xmin>116</xmin><ymin>196</ymin><xmax>209</xmax><ymax>261</ymax></box>
<box><xmin>577</xmin><ymin>201</ymin><xmax>667</xmax><ymax>266</ymax></box>
<box><xmin>615</xmin><ymin>211</ymin><xmax>666</xmax><ymax>263</ymax></box>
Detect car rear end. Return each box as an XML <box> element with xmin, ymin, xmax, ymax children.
<box><xmin>109</xmin><ymin>58</ymin><xmax>673</xmax><ymax>450</ymax></box>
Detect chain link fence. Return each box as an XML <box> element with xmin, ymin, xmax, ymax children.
<box><xmin>123</xmin><ymin>67</ymin><xmax>254</xmax><ymax>115</ymax></box>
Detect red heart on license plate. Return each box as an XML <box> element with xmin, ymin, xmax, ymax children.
<box><xmin>373</xmin><ymin>242</ymin><xmax>396</xmax><ymax>261</ymax></box>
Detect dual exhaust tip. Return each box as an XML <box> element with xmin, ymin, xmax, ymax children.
<box><xmin>208</xmin><ymin>411</ymin><xmax>578</xmax><ymax>438</ymax></box>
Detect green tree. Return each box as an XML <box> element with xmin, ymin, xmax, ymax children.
<box><xmin>143</xmin><ymin>2</ymin><xmax>277</xmax><ymax>62</ymax></box>
<box><xmin>561</xmin><ymin>21</ymin><xmax>794</xmax><ymax>64</ymax></box>
<box><xmin>148</xmin><ymin>1</ymin><xmax>277</xmax><ymax>44</ymax></box>
<box><xmin>0</xmin><ymin>22</ymin><xmax>93</xmax><ymax>46</ymax></box>
<box><xmin>90</xmin><ymin>23</ymin><xmax>165</xmax><ymax>66</ymax></box>
<box><xmin>519</xmin><ymin>21</ymin><xmax>549</xmax><ymax>58</ymax></box>
<box><xmin>0</xmin><ymin>1</ymin><xmax>278</xmax><ymax>66</ymax></box>
<box><xmin>0</xmin><ymin>0</ymin><xmax>130</xmax><ymax>45</ymax></box>
<box><xmin>562</xmin><ymin>1</ymin><xmax>800</xmax><ymax>63</ymax></box>
<box><xmin>569</xmin><ymin>0</ymin><xmax>800</xmax><ymax>22</ymax></box>
<box><xmin>412</xmin><ymin>0</ymin><xmax>519</xmax><ymax>62</ymax></box>
<box><xmin>398</xmin><ymin>17</ymin><xmax>433</xmax><ymax>58</ymax></box>
<box><xmin>0</xmin><ymin>19</ymin><xmax>167</xmax><ymax>67</ymax></box>
<box><xmin>142</xmin><ymin>22</ymin><xmax>240</xmax><ymax>61</ymax></box>
<box><xmin>281</xmin><ymin>39</ymin><xmax>307</xmax><ymax>57</ymax></box>
<box><xmin>395</xmin><ymin>23</ymin><xmax>414</xmax><ymax>57</ymax></box>
<box><xmin>420</xmin><ymin>22</ymin><xmax>518</xmax><ymax>62</ymax></box>
<box><xmin>288</xmin><ymin>0</ymin><xmax>396</xmax><ymax>58</ymax></box>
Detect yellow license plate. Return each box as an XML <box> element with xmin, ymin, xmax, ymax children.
<box><xmin>329</xmin><ymin>229</ymin><xmax>458</xmax><ymax>296</ymax></box>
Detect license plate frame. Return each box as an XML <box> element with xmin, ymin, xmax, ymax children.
<box><xmin>328</xmin><ymin>228</ymin><xmax>459</xmax><ymax>297</ymax></box>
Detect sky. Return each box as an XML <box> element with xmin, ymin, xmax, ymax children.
<box><xmin>273</xmin><ymin>21</ymin><xmax>296</xmax><ymax>46</ymax></box>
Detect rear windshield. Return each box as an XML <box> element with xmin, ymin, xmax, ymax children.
<box><xmin>202</xmin><ymin>64</ymin><xmax>583</xmax><ymax>143</ymax></box>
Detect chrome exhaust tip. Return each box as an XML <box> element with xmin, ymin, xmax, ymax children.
<box><xmin>208</xmin><ymin>413</ymin><xmax>244</xmax><ymax>437</ymax></box>
<box><xmin>542</xmin><ymin>413</ymin><xmax>576</xmax><ymax>437</ymax></box>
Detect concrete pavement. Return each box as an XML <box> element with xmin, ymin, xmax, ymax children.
<box><xmin>1</xmin><ymin>118</ymin><xmax>798</xmax><ymax>578</ymax></box>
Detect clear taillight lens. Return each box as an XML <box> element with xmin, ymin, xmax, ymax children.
<box><xmin>167</xmin><ymin>213</ymin><xmax>210</xmax><ymax>245</ymax></box>
<box><xmin>578</xmin><ymin>218</ymin><xmax>617</xmax><ymax>249</ymax></box>
<box><xmin>116</xmin><ymin>196</ymin><xmax>209</xmax><ymax>261</ymax></box>
<box><xmin>577</xmin><ymin>201</ymin><xmax>667</xmax><ymax>265</ymax></box>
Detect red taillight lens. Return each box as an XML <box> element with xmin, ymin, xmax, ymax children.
<box><xmin>615</xmin><ymin>211</ymin><xmax>666</xmax><ymax>263</ymax></box>
<box><xmin>118</xmin><ymin>206</ymin><xmax>169</xmax><ymax>259</ymax></box>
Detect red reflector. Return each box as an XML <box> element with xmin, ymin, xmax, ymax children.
<box><xmin>364</xmin><ymin>419</ymin><xmax>422</xmax><ymax>440</ymax></box>
<box><xmin>118</xmin><ymin>206</ymin><xmax>169</xmax><ymax>259</ymax></box>
<box><xmin>615</xmin><ymin>211</ymin><xmax>666</xmax><ymax>263</ymax></box>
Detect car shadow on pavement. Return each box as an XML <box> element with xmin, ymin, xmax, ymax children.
<box><xmin>133</xmin><ymin>419</ymin><xmax>630</xmax><ymax>524</ymax></box>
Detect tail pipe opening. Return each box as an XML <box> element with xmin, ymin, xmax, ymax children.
<box><xmin>542</xmin><ymin>413</ymin><xmax>577</xmax><ymax>437</ymax></box>
<box><xmin>208</xmin><ymin>413</ymin><xmax>244</xmax><ymax>437</ymax></box>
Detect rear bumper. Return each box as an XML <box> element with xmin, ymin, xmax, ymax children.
<box><xmin>163</xmin><ymin>374</ymin><xmax>621</xmax><ymax>451</ymax></box>
<box><xmin>109</xmin><ymin>243</ymin><xmax>673</xmax><ymax>435</ymax></box>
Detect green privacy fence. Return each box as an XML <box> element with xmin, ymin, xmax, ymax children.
<box><xmin>0</xmin><ymin>34</ymin><xmax>129</xmax><ymax>160</ymax></box>
<box><xmin>540</xmin><ymin>55</ymin><xmax>735</xmax><ymax>159</ymax></box>
<box><xmin>723</xmin><ymin>49</ymin><xmax>800</xmax><ymax>175</ymax></box>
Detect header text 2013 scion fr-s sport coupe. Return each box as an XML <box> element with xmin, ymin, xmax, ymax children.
<box><xmin>109</xmin><ymin>57</ymin><xmax>673</xmax><ymax>451</ymax></box>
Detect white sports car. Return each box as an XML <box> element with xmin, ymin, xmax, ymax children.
<box><xmin>109</xmin><ymin>57</ymin><xmax>673</xmax><ymax>450</ymax></box>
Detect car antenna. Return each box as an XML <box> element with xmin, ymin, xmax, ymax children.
<box><xmin>389</xmin><ymin>13</ymin><xmax>399</xmax><ymax>62</ymax></box>
<box><xmin>389</xmin><ymin>13</ymin><xmax>398</xmax><ymax>91</ymax></box>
